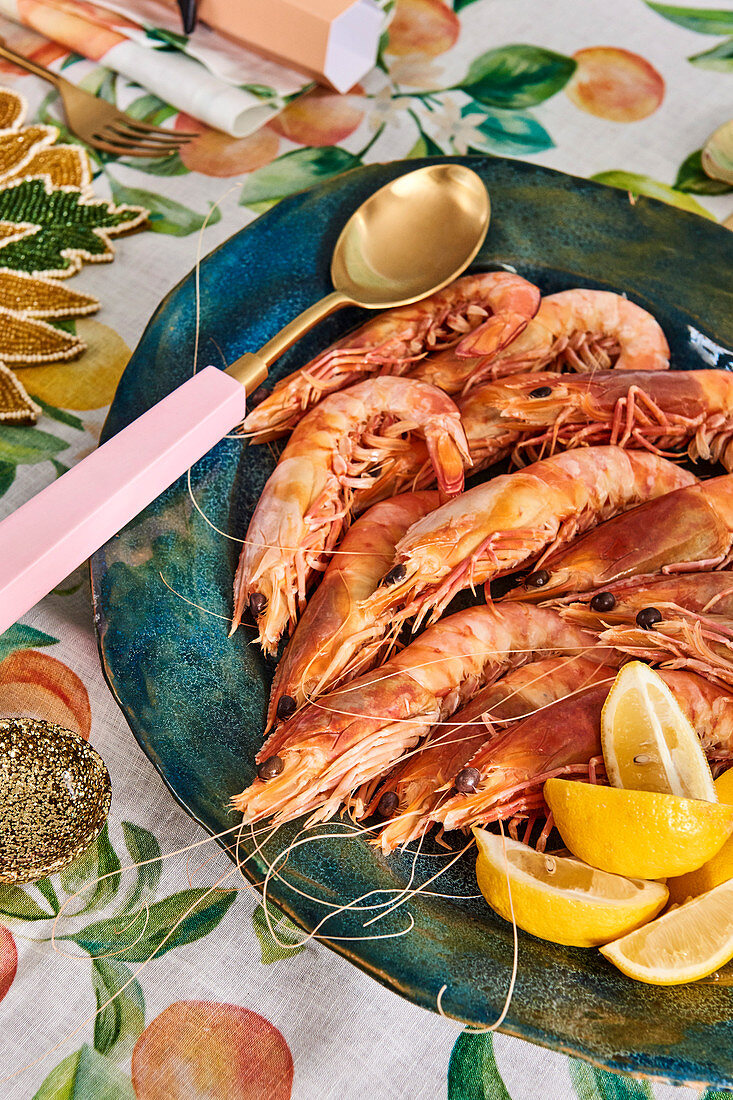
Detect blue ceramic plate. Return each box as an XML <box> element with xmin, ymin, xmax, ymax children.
<box><xmin>91</xmin><ymin>157</ymin><xmax>733</xmax><ymax>1089</ymax></box>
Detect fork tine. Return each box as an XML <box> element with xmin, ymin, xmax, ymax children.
<box><xmin>91</xmin><ymin>131</ymin><xmax>178</xmax><ymax>157</ymax></box>
<box><xmin>107</xmin><ymin>121</ymin><xmax>188</xmax><ymax>146</ymax></box>
<box><xmin>116</xmin><ymin>117</ymin><xmax>199</xmax><ymax>139</ymax></box>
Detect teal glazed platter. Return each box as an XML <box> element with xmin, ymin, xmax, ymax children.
<box><xmin>91</xmin><ymin>157</ymin><xmax>733</xmax><ymax>1089</ymax></box>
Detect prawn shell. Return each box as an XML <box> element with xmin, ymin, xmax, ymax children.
<box><xmin>432</xmin><ymin>670</ymin><xmax>733</xmax><ymax>834</ymax></box>
<box><xmin>267</xmin><ymin>490</ymin><xmax>440</xmax><ymax>727</ymax></box>
<box><xmin>373</xmin><ymin>447</ymin><xmax>697</xmax><ymax>623</ymax></box>
<box><xmin>511</xmin><ymin>476</ymin><xmax>733</xmax><ymax>603</ymax></box>
<box><xmin>369</xmin><ymin>656</ymin><xmax>617</xmax><ymax>853</ymax></box>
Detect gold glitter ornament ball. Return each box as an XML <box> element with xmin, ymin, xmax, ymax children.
<box><xmin>0</xmin><ymin>717</ymin><xmax>111</xmax><ymax>884</ymax></box>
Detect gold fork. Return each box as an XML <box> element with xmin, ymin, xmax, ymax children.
<box><xmin>0</xmin><ymin>38</ymin><xmax>198</xmax><ymax>157</ymax></box>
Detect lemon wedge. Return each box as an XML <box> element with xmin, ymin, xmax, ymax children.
<box><xmin>601</xmin><ymin>661</ymin><xmax>716</xmax><ymax>801</ymax></box>
<box><xmin>601</xmin><ymin>878</ymin><xmax>733</xmax><ymax>984</ymax></box>
<box><xmin>544</xmin><ymin>778</ymin><xmax>733</xmax><ymax>879</ymax></box>
<box><xmin>667</xmin><ymin>768</ymin><xmax>733</xmax><ymax>905</ymax></box>
<box><xmin>473</xmin><ymin>827</ymin><xmax>668</xmax><ymax>948</ymax></box>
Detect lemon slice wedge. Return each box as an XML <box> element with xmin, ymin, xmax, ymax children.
<box><xmin>473</xmin><ymin>827</ymin><xmax>668</xmax><ymax>948</ymax></box>
<box><xmin>601</xmin><ymin>878</ymin><xmax>733</xmax><ymax>984</ymax></box>
<box><xmin>668</xmin><ymin>768</ymin><xmax>733</xmax><ymax>905</ymax></box>
<box><xmin>601</xmin><ymin>661</ymin><xmax>716</xmax><ymax>800</ymax></box>
<box><xmin>544</xmin><ymin>778</ymin><xmax>733</xmax><ymax>879</ymax></box>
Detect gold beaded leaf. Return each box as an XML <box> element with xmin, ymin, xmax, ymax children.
<box><xmin>0</xmin><ymin>86</ymin><xmax>148</xmax><ymax>423</ymax></box>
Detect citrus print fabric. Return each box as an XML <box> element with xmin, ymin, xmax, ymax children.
<box><xmin>0</xmin><ymin>0</ymin><xmax>319</xmax><ymax>136</ymax></box>
<box><xmin>0</xmin><ymin>1</ymin><xmax>732</xmax><ymax>1098</ymax></box>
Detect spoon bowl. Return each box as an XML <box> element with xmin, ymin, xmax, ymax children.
<box><xmin>0</xmin><ymin>717</ymin><xmax>111</xmax><ymax>884</ymax></box>
<box><xmin>228</xmin><ymin>162</ymin><xmax>491</xmax><ymax>390</ymax></box>
<box><xmin>331</xmin><ymin>162</ymin><xmax>491</xmax><ymax>307</ymax></box>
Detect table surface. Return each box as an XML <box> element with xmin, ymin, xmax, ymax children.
<box><xmin>1</xmin><ymin>1</ymin><xmax>732</xmax><ymax>1097</ymax></box>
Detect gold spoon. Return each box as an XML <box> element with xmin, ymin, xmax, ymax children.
<box><xmin>227</xmin><ymin>163</ymin><xmax>491</xmax><ymax>392</ymax></box>
<box><xmin>0</xmin><ymin>163</ymin><xmax>490</xmax><ymax>635</ymax></box>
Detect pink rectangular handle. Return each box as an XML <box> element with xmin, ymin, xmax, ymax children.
<box><xmin>0</xmin><ymin>366</ymin><xmax>246</xmax><ymax>635</ymax></box>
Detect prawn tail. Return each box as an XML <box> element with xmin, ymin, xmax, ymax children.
<box><xmin>455</xmin><ymin>311</ymin><xmax>530</xmax><ymax>360</ymax></box>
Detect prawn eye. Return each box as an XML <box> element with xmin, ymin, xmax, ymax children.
<box><xmin>276</xmin><ymin>694</ymin><xmax>297</xmax><ymax>721</ymax></box>
<box><xmin>529</xmin><ymin>385</ymin><xmax>552</xmax><ymax>399</ymax></box>
<box><xmin>454</xmin><ymin>767</ymin><xmax>480</xmax><ymax>794</ymax></box>
<box><xmin>381</xmin><ymin>563</ymin><xmax>407</xmax><ymax>586</ymax></box>
<box><xmin>377</xmin><ymin>790</ymin><xmax>399</xmax><ymax>817</ymax></box>
<box><xmin>590</xmin><ymin>591</ymin><xmax>616</xmax><ymax>612</ymax></box>
<box><xmin>636</xmin><ymin>606</ymin><xmax>662</xmax><ymax>630</ymax></box>
<box><xmin>526</xmin><ymin>569</ymin><xmax>550</xmax><ymax>588</ymax></box>
<box><xmin>249</xmin><ymin>592</ymin><xmax>267</xmax><ymax>617</ymax></box>
<box><xmin>257</xmin><ymin>755</ymin><xmax>284</xmax><ymax>781</ymax></box>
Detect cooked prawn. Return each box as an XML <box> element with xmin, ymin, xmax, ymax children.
<box><xmin>365</xmin><ymin>657</ymin><xmax>617</xmax><ymax>854</ymax></box>
<box><xmin>267</xmin><ymin>490</ymin><xmax>440</xmax><ymax>729</ymax></box>
<box><xmin>242</xmin><ymin>272</ymin><xmax>540</xmax><ymax>442</ymax></box>
<box><xmin>555</xmin><ymin>573</ymin><xmax>733</xmax><ymax>691</ymax></box>
<box><xmin>362</xmin><ymin>448</ymin><xmax>696</xmax><ymax>635</ymax></box>
<box><xmin>454</xmin><ymin>289</ymin><xmax>670</xmax><ymax>389</ymax></box>
<box><xmin>507</xmin><ymin>474</ymin><xmax>733</xmax><ymax>604</ymax></box>
<box><xmin>431</xmin><ymin>670</ymin><xmax>733</xmax><ymax>835</ymax></box>
<box><xmin>458</xmin><ymin>368</ymin><xmax>733</xmax><ymax>470</ymax></box>
<box><xmin>232</xmin><ymin>376</ymin><xmax>470</xmax><ymax>652</ymax></box>
<box><xmin>231</xmin><ymin>604</ymin><xmax>606</xmax><ymax>827</ymax></box>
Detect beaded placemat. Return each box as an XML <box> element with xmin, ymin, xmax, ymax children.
<box><xmin>0</xmin><ymin>86</ymin><xmax>148</xmax><ymax>423</ymax></box>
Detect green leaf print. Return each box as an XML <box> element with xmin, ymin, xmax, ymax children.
<box><xmin>590</xmin><ymin>171</ymin><xmax>715</xmax><ymax>220</ymax></box>
<box><xmin>33</xmin><ymin>398</ymin><xmax>85</xmax><ymax>431</ymax></box>
<box><xmin>568</xmin><ymin>1058</ymin><xmax>653</xmax><ymax>1099</ymax></box>
<box><xmin>70</xmin><ymin>887</ymin><xmax>237</xmax><ymax>961</ymax></box>
<box><xmin>35</xmin><ymin>878</ymin><xmax>61</xmax><ymax>914</ymax></box>
<box><xmin>471</xmin><ymin>107</ymin><xmax>553</xmax><ymax>155</ymax></box>
<box><xmin>453</xmin><ymin>0</ymin><xmax>482</xmax><ymax>9</ymax></box>
<box><xmin>252</xmin><ymin>903</ymin><xmax>307</xmax><ymax>963</ymax></box>
<box><xmin>0</xmin><ymin>885</ymin><xmax>55</xmax><ymax>921</ymax></box>
<box><xmin>0</xmin><ymin>425</ymin><xmax>69</xmax><ymax>466</ymax></box>
<box><xmin>447</xmin><ymin>1032</ymin><xmax>513</xmax><ymax>1100</ymax></box>
<box><xmin>107</xmin><ymin>179</ymin><xmax>219</xmax><ymax>236</ymax></box>
<box><xmin>689</xmin><ymin>37</ymin><xmax>733</xmax><ymax>71</ymax></box>
<box><xmin>674</xmin><ymin>150</ymin><xmax>733</xmax><ymax>195</ymax></box>
<box><xmin>0</xmin><ymin>461</ymin><xmax>14</xmax><ymax>499</ymax></box>
<box><xmin>59</xmin><ymin>824</ymin><xmax>122</xmax><ymax>914</ymax></box>
<box><xmin>0</xmin><ymin>624</ymin><xmax>58</xmax><ymax>664</ymax></box>
<box><xmin>119</xmin><ymin>822</ymin><xmax>162</xmax><ymax>914</ymax></box>
<box><xmin>645</xmin><ymin>3</ymin><xmax>733</xmax><ymax>34</ymax></box>
<box><xmin>32</xmin><ymin>1045</ymin><xmax>135</xmax><ymax>1100</ymax></box>
<box><xmin>239</xmin><ymin>147</ymin><xmax>362</xmax><ymax>206</ymax></box>
<box><xmin>458</xmin><ymin>45</ymin><xmax>576</xmax><ymax>109</ymax></box>
<box><xmin>91</xmin><ymin>958</ymin><xmax>145</xmax><ymax>1060</ymax></box>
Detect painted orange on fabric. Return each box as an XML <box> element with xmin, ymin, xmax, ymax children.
<box><xmin>17</xmin><ymin>0</ymin><xmax>134</xmax><ymax>62</ymax></box>
<box><xmin>269</xmin><ymin>88</ymin><xmax>364</xmax><ymax>147</ymax></box>
<box><xmin>0</xmin><ymin>926</ymin><xmax>17</xmax><ymax>1004</ymax></box>
<box><xmin>132</xmin><ymin>1000</ymin><xmax>294</xmax><ymax>1100</ymax></box>
<box><xmin>175</xmin><ymin>113</ymin><xmax>280</xmax><ymax>178</ymax></box>
<box><xmin>0</xmin><ymin>650</ymin><xmax>91</xmax><ymax>740</ymax></box>
<box><xmin>386</xmin><ymin>0</ymin><xmax>460</xmax><ymax>57</ymax></box>
<box><xmin>565</xmin><ymin>47</ymin><xmax>664</xmax><ymax>122</ymax></box>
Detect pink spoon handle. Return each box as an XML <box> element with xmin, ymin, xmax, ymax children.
<box><xmin>0</xmin><ymin>366</ymin><xmax>246</xmax><ymax>635</ymax></box>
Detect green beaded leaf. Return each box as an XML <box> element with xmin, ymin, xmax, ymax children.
<box><xmin>0</xmin><ymin>179</ymin><xmax>145</xmax><ymax>275</ymax></box>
